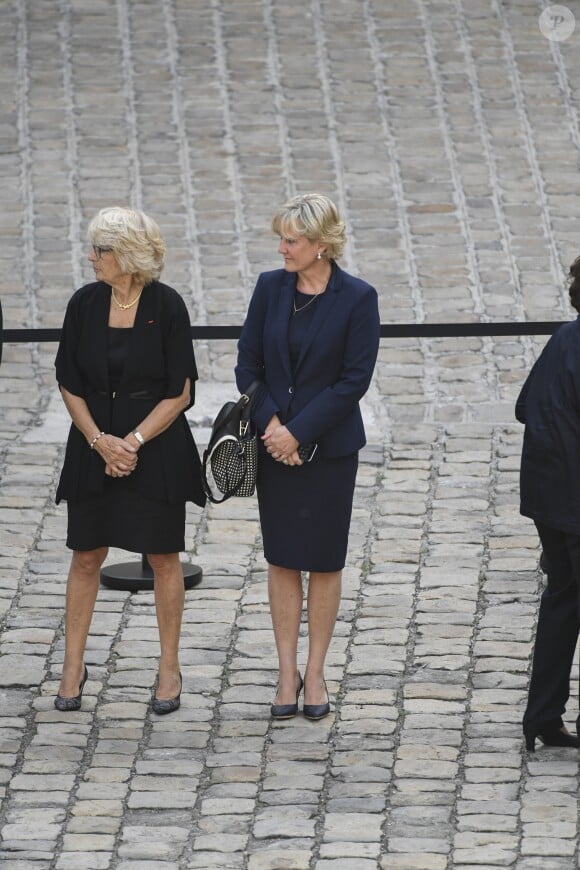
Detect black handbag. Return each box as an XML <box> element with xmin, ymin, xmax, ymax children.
<box><xmin>201</xmin><ymin>381</ymin><xmax>260</xmax><ymax>504</ymax></box>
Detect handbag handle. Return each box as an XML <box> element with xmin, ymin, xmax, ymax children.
<box><xmin>211</xmin><ymin>380</ymin><xmax>260</xmax><ymax>434</ymax></box>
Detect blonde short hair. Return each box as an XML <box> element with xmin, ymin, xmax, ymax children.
<box><xmin>88</xmin><ymin>206</ymin><xmax>166</xmax><ymax>285</ymax></box>
<box><xmin>271</xmin><ymin>193</ymin><xmax>346</xmax><ymax>261</ymax></box>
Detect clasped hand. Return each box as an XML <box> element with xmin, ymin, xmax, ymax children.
<box><xmin>95</xmin><ymin>434</ymin><xmax>138</xmax><ymax>477</ymax></box>
<box><xmin>262</xmin><ymin>419</ymin><xmax>303</xmax><ymax>466</ymax></box>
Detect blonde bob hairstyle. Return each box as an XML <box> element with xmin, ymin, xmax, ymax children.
<box><xmin>88</xmin><ymin>206</ymin><xmax>166</xmax><ymax>285</ymax></box>
<box><xmin>271</xmin><ymin>193</ymin><xmax>346</xmax><ymax>261</ymax></box>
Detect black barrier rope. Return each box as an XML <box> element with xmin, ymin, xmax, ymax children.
<box><xmin>1</xmin><ymin>317</ymin><xmax>561</xmax><ymax>593</ymax></box>
<box><xmin>0</xmin><ymin>321</ymin><xmax>567</xmax><ymax>343</ymax></box>
<box><xmin>1</xmin><ymin>326</ymin><xmax>239</xmax><ymax>342</ymax></box>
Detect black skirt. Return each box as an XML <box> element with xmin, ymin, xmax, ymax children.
<box><xmin>257</xmin><ymin>444</ymin><xmax>358</xmax><ymax>572</ymax></box>
<box><xmin>66</xmin><ymin>477</ymin><xmax>185</xmax><ymax>553</ymax></box>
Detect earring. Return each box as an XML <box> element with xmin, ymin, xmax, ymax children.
<box><xmin>316</xmin><ymin>252</ymin><xmax>322</xmax><ymax>260</ymax></box>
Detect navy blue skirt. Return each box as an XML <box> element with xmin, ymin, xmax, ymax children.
<box><xmin>257</xmin><ymin>444</ymin><xmax>358</xmax><ymax>572</ymax></box>
<box><xmin>66</xmin><ymin>477</ymin><xmax>185</xmax><ymax>553</ymax></box>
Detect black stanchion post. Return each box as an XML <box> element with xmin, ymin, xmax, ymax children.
<box><xmin>100</xmin><ymin>553</ymin><xmax>202</xmax><ymax>592</ymax></box>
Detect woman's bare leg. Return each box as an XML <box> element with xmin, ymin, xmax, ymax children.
<box><xmin>148</xmin><ymin>552</ymin><xmax>184</xmax><ymax>700</ymax></box>
<box><xmin>58</xmin><ymin>547</ymin><xmax>108</xmax><ymax>697</ymax></box>
<box><xmin>268</xmin><ymin>563</ymin><xmax>303</xmax><ymax>704</ymax></box>
<box><xmin>304</xmin><ymin>570</ymin><xmax>342</xmax><ymax>705</ymax></box>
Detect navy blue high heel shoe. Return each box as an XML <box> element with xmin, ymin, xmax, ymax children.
<box><xmin>152</xmin><ymin>672</ymin><xmax>182</xmax><ymax>715</ymax></box>
<box><xmin>271</xmin><ymin>674</ymin><xmax>303</xmax><ymax>719</ymax></box>
<box><xmin>303</xmin><ymin>679</ymin><xmax>330</xmax><ymax>721</ymax></box>
<box><xmin>54</xmin><ymin>666</ymin><xmax>88</xmax><ymax>712</ymax></box>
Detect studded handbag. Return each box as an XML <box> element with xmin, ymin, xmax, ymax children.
<box><xmin>201</xmin><ymin>381</ymin><xmax>260</xmax><ymax>504</ymax></box>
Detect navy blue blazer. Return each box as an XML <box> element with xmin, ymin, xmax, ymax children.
<box><xmin>235</xmin><ymin>263</ymin><xmax>380</xmax><ymax>458</ymax></box>
<box><xmin>517</xmin><ymin>317</ymin><xmax>580</xmax><ymax>533</ymax></box>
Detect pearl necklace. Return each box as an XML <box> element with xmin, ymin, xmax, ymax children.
<box><xmin>111</xmin><ymin>287</ymin><xmax>143</xmax><ymax>310</ymax></box>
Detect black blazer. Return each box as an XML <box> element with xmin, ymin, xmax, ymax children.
<box><xmin>235</xmin><ymin>263</ymin><xmax>380</xmax><ymax>458</ymax></box>
<box><xmin>55</xmin><ymin>280</ymin><xmax>205</xmax><ymax>507</ymax></box>
<box><xmin>517</xmin><ymin>317</ymin><xmax>580</xmax><ymax>533</ymax></box>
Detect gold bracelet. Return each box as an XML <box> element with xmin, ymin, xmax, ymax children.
<box><xmin>89</xmin><ymin>431</ymin><xmax>105</xmax><ymax>449</ymax></box>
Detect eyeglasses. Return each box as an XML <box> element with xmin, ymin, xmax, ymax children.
<box><xmin>91</xmin><ymin>245</ymin><xmax>113</xmax><ymax>259</ymax></box>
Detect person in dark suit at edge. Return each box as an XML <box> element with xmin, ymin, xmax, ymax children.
<box><xmin>54</xmin><ymin>207</ymin><xmax>205</xmax><ymax>715</ymax></box>
<box><xmin>236</xmin><ymin>193</ymin><xmax>380</xmax><ymax>720</ymax></box>
<box><xmin>516</xmin><ymin>256</ymin><xmax>580</xmax><ymax>751</ymax></box>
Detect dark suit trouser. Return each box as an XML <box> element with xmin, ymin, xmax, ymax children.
<box><xmin>523</xmin><ymin>521</ymin><xmax>580</xmax><ymax>735</ymax></box>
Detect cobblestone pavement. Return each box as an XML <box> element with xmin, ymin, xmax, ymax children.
<box><xmin>1</xmin><ymin>1</ymin><xmax>580</xmax><ymax>867</ymax></box>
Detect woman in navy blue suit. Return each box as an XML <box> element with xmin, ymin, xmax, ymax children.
<box><xmin>516</xmin><ymin>257</ymin><xmax>580</xmax><ymax>751</ymax></box>
<box><xmin>236</xmin><ymin>194</ymin><xmax>380</xmax><ymax>720</ymax></box>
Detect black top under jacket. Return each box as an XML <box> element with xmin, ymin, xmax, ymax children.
<box><xmin>55</xmin><ymin>280</ymin><xmax>205</xmax><ymax>508</ymax></box>
<box><xmin>516</xmin><ymin>316</ymin><xmax>580</xmax><ymax>533</ymax></box>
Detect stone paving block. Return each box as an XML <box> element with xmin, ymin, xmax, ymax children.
<box><xmin>66</xmin><ymin>816</ymin><xmax>121</xmax><ymax>834</ymax></box>
<box><xmin>380</xmin><ymin>857</ymin><xmax>447</xmax><ymax>870</ymax></box>
<box><xmin>0</xmin><ymin>655</ymin><xmax>46</xmax><ymax>686</ymax></box>
<box><xmin>191</xmin><ymin>833</ymin><xmax>247</xmax><ymax>852</ymax></box>
<box><xmin>117</xmin><ymin>864</ymin><xmax>180</xmax><ymax>870</ymax></box>
<box><xmin>186</xmin><ymin>855</ymin><xmax>245</xmax><ymax>869</ymax></box>
<box><xmin>452</xmin><ymin>847</ymin><xmax>516</xmax><ymax>866</ymax></box>
<box><xmin>388</xmin><ymin>837</ymin><xmax>450</xmax><ymax>854</ymax></box>
<box><xmin>247</xmin><ymin>851</ymin><xmax>311</xmax><ymax>869</ymax></box>
<box><xmin>322</xmin><ymin>812</ymin><xmax>382</xmax><ymax>843</ymax></box>
<box><xmin>0</xmin><ymin>862</ymin><xmax>54</xmax><ymax>870</ymax></box>
<box><xmin>315</xmin><ymin>860</ymin><xmax>377</xmax><ymax>869</ymax></box>
<box><xmin>117</xmin><ymin>824</ymin><xmax>188</xmax><ymax>859</ymax></box>
<box><xmin>55</xmin><ymin>855</ymin><xmax>111</xmax><ymax>870</ymax></box>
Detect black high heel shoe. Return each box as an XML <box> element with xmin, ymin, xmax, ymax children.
<box><xmin>303</xmin><ymin>679</ymin><xmax>330</xmax><ymax>721</ymax></box>
<box><xmin>525</xmin><ymin>727</ymin><xmax>579</xmax><ymax>752</ymax></box>
<box><xmin>54</xmin><ymin>666</ymin><xmax>88</xmax><ymax>712</ymax></box>
<box><xmin>152</xmin><ymin>672</ymin><xmax>182</xmax><ymax>715</ymax></box>
<box><xmin>271</xmin><ymin>673</ymin><xmax>303</xmax><ymax>719</ymax></box>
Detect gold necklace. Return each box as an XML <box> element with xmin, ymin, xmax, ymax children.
<box><xmin>293</xmin><ymin>275</ymin><xmax>330</xmax><ymax>315</ymax></box>
<box><xmin>111</xmin><ymin>287</ymin><xmax>143</xmax><ymax>310</ymax></box>
<box><xmin>293</xmin><ymin>292</ymin><xmax>320</xmax><ymax>315</ymax></box>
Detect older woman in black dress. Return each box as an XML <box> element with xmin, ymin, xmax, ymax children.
<box><xmin>236</xmin><ymin>193</ymin><xmax>380</xmax><ymax>720</ymax></box>
<box><xmin>54</xmin><ymin>207</ymin><xmax>205</xmax><ymax>714</ymax></box>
